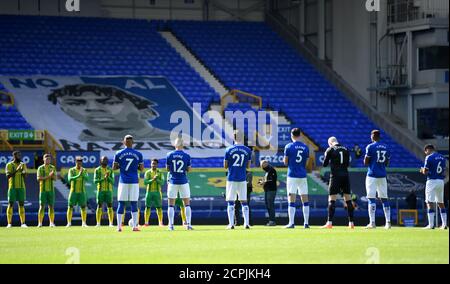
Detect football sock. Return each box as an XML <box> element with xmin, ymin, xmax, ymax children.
<box><xmin>242</xmin><ymin>202</ymin><xmax>249</xmax><ymax>227</ymax></box>
<box><xmin>302</xmin><ymin>202</ymin><xmax>310</xmax><ymax>225</ymax></box>
<box><xmin>185</xmin><ymin>205</ymin><xmax>192</xmax><ymax>226</ymax></box>
<box><xmin>427</xmin><ymin>209</ymin><xmax>435</xmax><ymax>228</ymax></box>
<box><xmin>227</xmin><ymin>202</ymin><xmax>235</xmax><ymax>226</ymax></box>
<box><xmin>345</xmin><ymin>200</ymin><xmax>354</xmax><ymax>223</ymax></box>
<box><xmin>440</xmin><ymin>208</ymin><xmax>447</xmax><ymax>227</ymax></box>
<box><xmin>168</xmin><ymin>205</ymin><xmax>175</xmax><ymax>227</ymax></box>
<box><xmin>382</xmin><ymin>201</ymin><xmax>391</xmax><ymax>223</ymax></box>
<box><xmin>368</xmin><ymin>199</ymin><xmax>376</xmax><ymax>225</ymax></box>
<box><xmin>288</xmin><ymin>203</ymin><xmax>296</xmax><ymax>226</ymax></box>
<box><xmin>328</xmin><ymin>200</ymin><xmax>336</xmax><ymax>223</ymax></box>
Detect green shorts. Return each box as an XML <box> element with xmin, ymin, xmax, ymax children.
<box><xmin>146</xmin><ymin>191</ymin><xmax>162</xmax><ymax>209</ymax></box>
<box><xmin>175</xmin><ymin>196</ymin><xmax>184</xmax><ymax>208</ymax></box>
<box><xmin>97</xmin><ymin>191</ymin><xmax>113</xmax><ymax>205</ymax></box>
<box><xmin>8</xmin><ymin>188</ymin><xmax>26</xmax><ymax>203</ymax></box>
<box><xmin>39</xmin><ymin>190</ymin><xmax>55</xmax><ymax>206</ymax></box>
<box><xmin>68</xmin><ymin>191</ymin><xmax>87</xmax><ymax>207</ymax></box>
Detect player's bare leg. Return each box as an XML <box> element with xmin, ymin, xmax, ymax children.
<box><xmin>285</xmin><ymin>194</ymin><xmax>296</xmax><ymax>229</ymax></box>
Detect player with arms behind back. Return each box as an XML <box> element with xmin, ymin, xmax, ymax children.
<box><xmin>420</xmin><ymin>144</ymin><xmax>447</xmax><ymax>230</ymax></box>
<box><xmin>114</xmin><ymin>135</ymin><xmax>144</xmax><ymax>232</ymax></box>
<box><xmin>166</xmin><ymin>138</ymin><xmax>193</xmax><ymax>231</ymax></box>
<box><xmin>224</xmin><ymin>130</ymin><xmax>252</xmax><ymax>230</ymax></box>
<box><xmin>284</xmin><ymin>128</ymin><xmax>310</xmax><ymax>229</ymax></box>
<box><xmin>364</xmin><ymin>130</ymin><xmax>391</xmax><ymax>229</ymax></box>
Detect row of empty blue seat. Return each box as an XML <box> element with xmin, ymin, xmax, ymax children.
<box><xmin>169</xmin><ymin>20</ymin><xmax>422</xmax><ymax>168</ymax></box>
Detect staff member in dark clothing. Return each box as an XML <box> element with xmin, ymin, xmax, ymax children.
<box><xmin>235</xmin><ymin>171</ymin><xmax>253</xmax><ymax>226</ymax></box>
<box><xmin>259</xmin><ymin>160</ymin><xmax>278</xmax><ymax>226</ymax></box>
<box><xmin>405</xmin><ymin>190</ymin><xmax>417</xmax><ymax>210</ymax></box>
<box><xmin>321</xmin><ymin>137</ymin><xmax>355</xmax><ymax>229</ymax></box>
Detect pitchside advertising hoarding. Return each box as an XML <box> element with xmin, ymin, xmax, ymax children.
<box><xmin>56</xmin><ymin>151</ymin><xmax>100</xmax><ymax>168</ymax></box>
<box><xmin>0</xmin><ymin>151</ymin><xmax>36</xmax><ymax>168</ymax></box>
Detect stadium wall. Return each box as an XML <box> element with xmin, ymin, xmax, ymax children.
<box><xmin>0</xmin><ymin>0</ymin><xmax>104</xmax><ymax>17</ymax></box>
<box><xmin>100</xmin><ymin>0</ymin><xmax>265</xmax><ymax>21</ymax></box>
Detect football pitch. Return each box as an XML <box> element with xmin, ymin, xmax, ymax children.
<box><xmin>0</xmin><ymin>226</ymin><xmax>448</xmax><ymax>264</ymax></box>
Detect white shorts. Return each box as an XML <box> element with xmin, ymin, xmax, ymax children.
<box><xmin>425</xmin><ymin>179</ymin><xmax>444</xmax><ymax>203</ymax></box>
<box><xmin>287</xmin><ymin>177</ymin><xmax>308</xmax><ymax>196</ymax></box>
<box><xmin>226</xmin><ymin>181</ymin><xmax>247</xmax><ymax>201</ymax></box>
<box><xmin>118</xmin><ymin>183</ymin><xmax>140</xmax><ymax>202</ymax></box>
<box><xmin>366</xmin><ymin>177</ymin><xmax>388</xmax><ymax>199</ymax></box>
<box><xmin>168</xmin><ymin>183</ymin><xmax>191</xmax><ymax>199</ymax></box>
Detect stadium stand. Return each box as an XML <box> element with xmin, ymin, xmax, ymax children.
<box><xmin>0</xmin><ymin>15</ymin><xmax>422</xmax><ymax>167</ymax></box>
<box><xmin>169</xmin><ymin>21</ymin><xmax>423</xmax><ymax>168</ymax></box>
<box><xmin>1</xmin><ymin>83</ymin><xmax>33</xmax><ymax>130</ymax></box>
<box><xmin>0</xmin><ymin>15</ymin><xmax>218</xmax><ymax>113</ymax></box>
<box><xmin>0</xmin><ymin>15</ymin><xmax>427</xmax><ymax>225</ymax></box>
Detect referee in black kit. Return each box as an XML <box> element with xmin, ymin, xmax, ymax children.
<box><xmin>321</xmin><ymin>137</ymin><xmax>355</xmax><ymax>229</ymax></box>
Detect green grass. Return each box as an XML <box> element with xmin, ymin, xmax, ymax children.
<box><xmin>0</xmin><ymin>225</ymin><xmax>448</xmax><ymax>264</ymax></box>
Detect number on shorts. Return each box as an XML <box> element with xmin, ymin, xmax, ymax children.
<box><xmin>125</xmin><ymin>158</ymin><xmax>134</xmax><ymax>171</ymax></box>
<box><xmin>232</xmin><ymin>154</ymin><xmax>245</xmax><ymax>167</ymax></box>
<box><xmin>376</xmin><ymin>150</ymin><xmax>387</xmax><ymax>163</ymax></box>
<box><xmin>172</xmin><ymin>160</ymin><xmax>185</xmax><ymax>173</ymax></box>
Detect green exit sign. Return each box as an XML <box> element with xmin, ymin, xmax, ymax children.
<box><xmin>8</xmin><ymin>130</ymin><xmax>35</xmax><ymax>141</ymax></box>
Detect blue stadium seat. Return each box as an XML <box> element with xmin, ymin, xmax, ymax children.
<box><xmin>169</xmin><ymin>20</ymin><xmax>422</xmax><ymax>167</ymax></box>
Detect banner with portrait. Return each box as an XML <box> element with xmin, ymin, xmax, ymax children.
<box><xmin>0</xmin><ymin>76</ymin><xmax>227</xmax><ymax>159</ymax></box>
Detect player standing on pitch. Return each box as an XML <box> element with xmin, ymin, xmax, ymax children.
<box><xmin>144</xmin><ymin>159</ymin><xmax>165</xmax><ymax>227</ymax></box>
<box><xmin>284</xmin><ymin>128</ymin><xmax>310</xmax><ymax>229</ymax></box>
<box><xmin>166</xmin><ymin>138</ymin><xmax>193</xmax><ymax>231</ymax></box>
<box><xmin>66</xmin><ymin>156</ymin><xmax>89</xmax><ymax>227</ymax></box>
<box><xmin>5</xmin><ymin>151</ymin><xmax>28</xmax><ymax>228</ymax></box>
<box><xmin>114</xmin><ymin>135</ymin><xmax>144</xmax><ymax>232</ymax></box>
<box><xmin>37</xmin><ymin>154</ymin><xmax>57</xmax><ymax>228</ymax></box>
<box><xmin>224</xmin><ymin>130</ymin><xmax>252</xmax><ymax>230</ymax></box>
<box><xmin>94</xmin><ymin>156</ymin><xmax>115</xmax><ymax>227</ymax></box>
<box><xmin>364</xmin><ymin>130</ymin><xmax>391</xmax><ymax>229</ymax></box>
<box><xmin>420</xmin><ymin>144</ymin><xmax>447</xmax><ymax>230</ymax></box>
<box><xmin>321</xmin><ymin>137</ymin><xmax>355</xmax><ymax>229</ymax></box>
